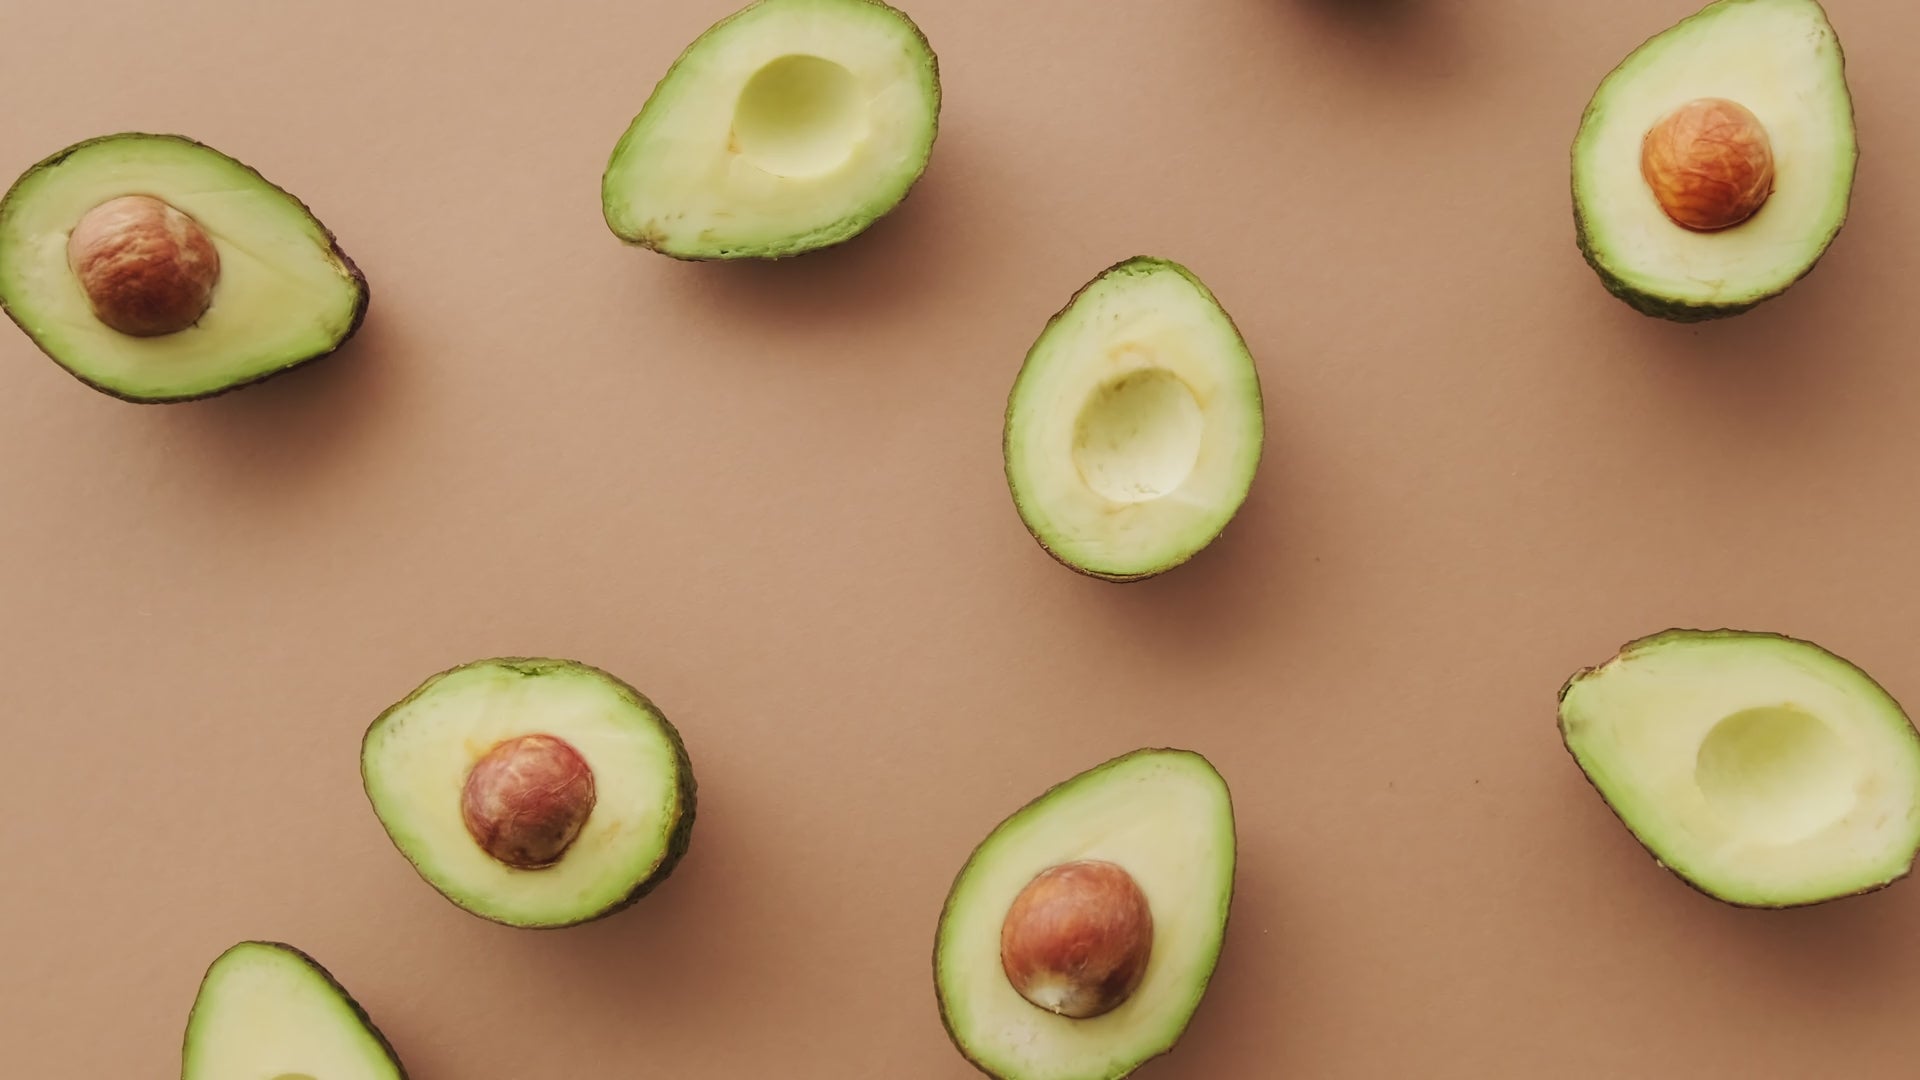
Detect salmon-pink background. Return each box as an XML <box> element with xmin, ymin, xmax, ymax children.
<box><xmin>5</xmin><ymin>1</ymin><xmax>1920</xmax><ymax>1076</ymax></box>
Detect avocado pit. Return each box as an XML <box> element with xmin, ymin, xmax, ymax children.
<box><xmin>1640</xmin><ymin>97</ymin><xmax>1775</xmax><ymax>232</ymax></box>
<box><xmin>66</xmin><ymin>194</ymin><xmax>220</xmax><ymax>336</ymax></box>
<box><xmin>999</xmin><ymin>859</ymin><xmax>1153</xmax><ymax>1019</ymax></box>
<box><xmin>461</xmin><ymin>733</ymin><xmax>596</xmax><ymax>870</ymax></box>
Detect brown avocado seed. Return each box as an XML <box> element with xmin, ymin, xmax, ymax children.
<box><xmin>999</xmin><ymin>859</ymin><xmax>1153</xmax><ymax>1019</ymax></box>
<box><xmin>461</xmin><ymin>734</ymin><xmax>596</xmax><ymax>869</ymax></box>
<box><xmin>1640</xmin><ymin>98</ymin><xmax>1775</xmax><ymax>232</ymax></box>
<box><xmin>66</xmin><ymin>195</ymin><xmax>221</xmax><ymax>336</ymax></box>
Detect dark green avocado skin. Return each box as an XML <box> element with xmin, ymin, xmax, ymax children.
<box><xmin>183</xmin><ymin>942</ymin><xmax>410</xmax><ymax>1079</ymax></box>
<box><xmin>1557</xmin><ymin>628</ymin><xmax>1916</xmax><ymax>909</ymax></box>
<box><xmin>0</xmin><ymin>132</ymin><xmax>370</xmax><ymax>403</ymax></box>
<box><xmin>362</xmin><ymin>657</ymin><xmax>698</xmax><ymax>930</ymax></box>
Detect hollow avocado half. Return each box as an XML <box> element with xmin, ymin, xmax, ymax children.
<box><xmin>0</xmin><ymin>133</ymin><xmax>368</xmax><ymax>401</ymax></box>
<box><xmin>934</xmin><ymin>748</ymin><xmax>1237</xmax><ymax>1080</ymax></box>
<box><xmin>1559</xmin><ymin>629</ymin><xmax>1920</xmax><ymax>907</ymax></box>
<box><xmin>362</xmin><ymin>657</ymin><xmax>697</xmax><ymax>928</ymax></box>
<box><xmin>1003</xmin><ymin>257</ymin><xmax>1265</xmax><ymax>581</ymax></box>
<box><xmin>1571</xmin><ymin>0</ymin><xmax>1857</xmax><ymax>321</ymax></box>
<box><xmin>602</xmin><ymin>0</ymin><xmax>941</xmax><ymax>259</ymax></box>
<box><xmin>182</xmin><ymin>941</ymin><xmax>406</xmax><ymax>1080</ymax></box>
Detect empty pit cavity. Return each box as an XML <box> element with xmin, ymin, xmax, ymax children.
<box><xmin>1694</xmin><ymin>705</ymin><xmax>1858</xmax><ymax>844</ymax></box>
<box><xmin>1072</xmin><ymin>366</ymin><xmax>1205</xmax><ymax>504</ymax></box>
<box><xmin>732</xmin><ymin>55</ymin><xmax>867</xmax><ymax>178</ymax></box>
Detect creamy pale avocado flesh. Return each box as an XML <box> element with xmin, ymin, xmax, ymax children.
<box><xmin>1572</xmin><ymin>0</ymin><xmax>1855</xmax><ymax>318</ymax></box>
<box><xmin>0</xmin><ymin>134</ymin><xmax>365</xmax><ymax>400</ymax></box>
<box><xmin>1004</xmin><ymin>258</ymin><xmax>1264</xmax><ymax>581</ymax></box>
<box><xmin>602</xmin><ymin>0</ymin><xmax>940</xmax><ymax>258</ymax></box>
<box><xmin>362</xmin><ymin>658</ymin><xmax>693</xmax><ymax>928</ymax></box>
<box><xmin>936</xmin><ymin>749</ymin><xmax>1235</xmax><ymax>1080</ymax></box>
<box><xmin>183</xmin><ymin>942</ymin><xmax>404</xmax><ymax>1080</ymax></box>
<box><xmin>1560</xmin><ymin>630</ymin><xmax>1920</xmax><ymax>906</ymax></box>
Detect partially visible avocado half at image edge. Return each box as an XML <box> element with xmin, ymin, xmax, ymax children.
<box><xmin>602</xmin><ymin>0</ymin><xmax>941</xmax><ymax>259</ymax></box>
<box><xmin>362</xmin><ymin>657</ymin><xmax>696</xmax><ymax>929</ymax></box>
<box><xmin>0</xmin><ymin>133</ymin><xmax>368</xmax><ymax>401</ymax></box>
<box><xmin>935</xmin><ymin>748</ymin><xmax>1236</xmax><ymax>1080</ymax></box>
<box><xmin>183</xmin><ymin>941</ymin><xmax>407</xmax><ymax>1080</ymax></box>
<box><xmin>1571</xmin><ymin>0</ymin><xmax>1857</xmax><ymax>321</ymax></box>
<box><xmin>1559</xmin><ymin>629</ymin><xmax>1920</xmax><ymax>908</ymax></box>
<box><xmin>1004</xmin><ymin>257</ymin><xmax>1265</xmax><ymax>582</ymax></box>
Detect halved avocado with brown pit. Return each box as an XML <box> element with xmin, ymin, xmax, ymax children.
<box><xmin>1571</xmin><ymin>0</ymin><xmax>1857</xmax><ymax>321</ymax></box>
<box><xmin>362</xmin><ymin>657</ymin><xmax>696</xmax><ymax>928</ymax></box>
<box><xmin>935</xmin><ymin>748</ymin><xmax>1236</xmax><ymax>1080</ymax></box>
<box><xmin>0</xmin><ymin>133</ymin><xmax>367</xmax><ymax>401</ymax></box>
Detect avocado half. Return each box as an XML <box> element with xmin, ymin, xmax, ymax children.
<box><xmin>1571</xmin><ymin>0</ymin><xmax>1857</xmax><ymax>321</ymax></box>
<box><xmin>1559</xmin><ymin>629</ymin><xmax>1920</xmax><ymax>907</ymax></box>
<box><xmin>602</xmin><ymin>0</ymin><xmax>941</xmax><ymax>259</ymax></box>
<box><xmin>934</xmin><ymin>748</ymin><xmax>1237</xmax><ymax>1080</ymax></box>
<box><xmin>362</xmin><ymin>657</ymin><xmax>697</xmax><ymax>929</ymax></box>
<box><xmin>0</xmin><ymin>133</ymin><xmax>368</xmax><ymax>401</ymax></box>
<box><xmin>183</xmin><ymin>941</ymin><xmax>407</xmax><ymax>1080</ymax></box>
<box><xmin>1003</xmin><ymin>258</ymin><xmax>1265</xmax><ymax>582</ymax></box>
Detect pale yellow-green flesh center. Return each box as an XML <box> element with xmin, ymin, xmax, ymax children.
<box><xmin>0</xmin><ymin>137</ymin><xmax>360</xmax><ymax>398</ymax></box>
<box><xmin>1006</xmin><ymin>265</ymin><xmax>1263</xmax><ymax>578</ymax></box>
<box><xmin>732</xmin><ymin>54</ymin><xmax>869</xmax><ymax>177</ymax></box>
<box><xmin>184</xmin><ymin>944</ymin><xmax>399</xmax><ymax>1080</ymax></box>
<box><xmin>937</xmin><ymin>751</ymin><xmax>1234</xmax><ymax>1080</ymax></box>
<box><xmin>362</xmin><ymin>663</ymin><xmax>684</xmax><ymax>925</ymax></box>
<box><xmin>603</xmin><ymin>0</ymin><xmax>937</xmax><ymax>255</ymax></box>
<box><xmin>1694</xmin><ymin>705</ymin><xmax>1856</xmax><ymax>844</ymax></box>
<box><xmin>1573</xmin><ymin>0</ymin><xmax>1855</xmax><ymax>306</ymax></box>
<box><xmin>1072</xmin><ymin>365</ymin><xmax>1205</xmax><ymax>504</ymax></box>
<box><xmin>1562</xmin><ymin>634</ymin><xmax>1920</xmax><ymax>903</ymax></box>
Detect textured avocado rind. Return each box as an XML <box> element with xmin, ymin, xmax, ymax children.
<box><xmin>362</xmin><ymin>656</ymin><xmax>698</xmax><ymax>930</ymax></box>
<box><xmin>1557</xmin><ymin>627</ymin><xmax>1919</xmax><ymax>908</ymax></box>
<box><xmin>932</xmin><ymin>747</ymin><xmax>1238</xmax><ymax>1080</ymax></box>
<box><xmin>1003</xmin><ymin>256</ymin><xmax>1265</xmax><ymax>583</ymax></box>
<box><xmin>182</xmin><ymin>941</ymin><xmax>410</xmax><ymax>1079</ymax></box>
<box><xmin>0</xmin><ymin>132</ymin><xmax>370</xmax><ymax>403</ymax></box>
<box><xmin>601</xmin><ymin>0</ymin><xmax>942</xmax><ymax>261</ymax></box>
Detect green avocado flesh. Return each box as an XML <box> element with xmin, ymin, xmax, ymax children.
<box><xmin>1560</xmin><ymin>630</ymin><xmax>1920</xmax><ymax>907</ymax></box>
<box><xmin>1572</xmin><ymin>0</ymin><xmax>1856</xmax><ymax>321</ymax></box>
<box><xmin>602</xmin><ymin>0</ymin><xmax>940</xmax><ymax>259</ymax></box>
<box><xmin>0</xmin><ymin>133</ymin><xmax>367</xmax><ymax>401</ymax></box>
<box><xmin>362</xmin><ymin>658</ymin><xmax>696</xmax><ymax>928</ymax></box>
<box><xmin>183</xmin><ymin>941</ymin><xmax>405</xmax><ymax>1080</ymax></box>
<box><xmin>1004</xmin><ymin>258</ymin><xmax>1264</xmax><ymax>581</ymax></box>
<box><xmin>935</xmin><ymin>749</ymin><xmax>1236</xmax><ymax>1080</ymax></box>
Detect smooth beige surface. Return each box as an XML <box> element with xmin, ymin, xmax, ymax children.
<box><xmin>6</xmin><ymin>1</ymin><xmax>1920</xmax><ymax>1076</ymax></box>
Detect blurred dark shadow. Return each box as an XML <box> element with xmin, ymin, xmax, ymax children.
<box><xmin>1288</xmin><ymin>0</ymin><xmax>1458</xmax><ymax>65</ymax></box>
<box><xmin>475</xmin><ymin>777</ymin><xmax>754</xmax><ymax>1032</ymax></box>
<box><xmin>1608</xmin><ymin>288</ymin><xmax>1862</xmax><ymax>447</ymax></box>
<box><xmin>1084</xmin><ymin>409</ymin><xmax>1301</xmax><ymax>659</ymax></box>
<box><xmin>137</xmin><ymin>308</ymin><xmax>407</xmax><ymax>496</ymax></box>
<box><xmin>1703</xmin><ymin>880</ymin><xmax>1912</xmax><ymax>1008</ymax></box>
